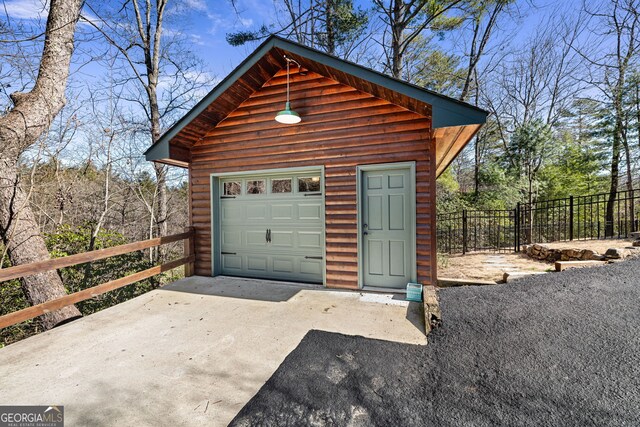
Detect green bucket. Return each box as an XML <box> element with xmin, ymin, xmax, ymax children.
<box><xmin>406</xmin><ymin>283</ymin><xmax>423</xmax><ymax>302</ymax></box>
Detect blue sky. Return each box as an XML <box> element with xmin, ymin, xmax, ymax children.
<box><xmin>0</xmin><ymin>0</ymin><xmax>600</xmax><ymax>182</ymax></box>
<box><xmin>172</xmin><ymin>0</ymin><xmax>582</xmax><ymax>78</ymax></box>
<box><xmin>2</xmin><ymin>0</ymin><xmax>586</xmax><ymax>89</ymax></box>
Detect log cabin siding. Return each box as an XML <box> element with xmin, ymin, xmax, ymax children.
<box><xmin>189</xmin><ymin>69</ymin><xmax>436</xmax><ymax>289</ymax></box>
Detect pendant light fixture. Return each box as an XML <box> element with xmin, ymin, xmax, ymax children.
<box><xmin>275</xmin><ymin>56</ymin><xmax>302</xmax><ymax>124</ymax></box>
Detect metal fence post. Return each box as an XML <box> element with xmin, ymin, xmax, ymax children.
<box><xmin>462</xmin><ymin>209</ymin><xmax>468</xmax><ymax>255</ymax></box>
<box><xmin>514</xmin><ymin>205</ymin><xmax>519</xmax><ymax>252</ymax></box>
<box><xmin>517</xmin><ymin>203</ymin><xmax>522</xmax><ymax>251</ymax></box>
<box><xmin>569</xmin><ymin>195</ymin><xmax>574</xmax><ymax>241</ymax></box>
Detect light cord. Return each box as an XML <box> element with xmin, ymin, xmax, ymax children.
<box><xmin>286</xmin><ymin>60</ymin><xmax>290</xmax><ymax>104</ymax></box>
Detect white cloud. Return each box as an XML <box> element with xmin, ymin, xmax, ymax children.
<box><xmin>167</xmin><ymin>0</ymin><xmax>208</xmax><ymax>16</ymax></box>
<box><xmin>183</xmin><ymin>0</ymin><xmax>207</xmax><ymax>12</ymax></box>
<box><xmin>2</xmin><ymin>0</ymin><xmax>48</xmax><ymax>20</ymax></box>
<box><xmin>190</xmin><ymin>33</ymin><xmax>205</xmax><ymax>46</ymax></box>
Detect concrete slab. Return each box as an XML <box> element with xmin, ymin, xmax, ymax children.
<box><xmin>555</xmin><ymin>260</ymin><xmax>607</xmax><ymax>271</ymax></box>
<box><xmin>0</xmin><ymin>276</ymin><xmax>425</xmax><ymax>426</ymax></box>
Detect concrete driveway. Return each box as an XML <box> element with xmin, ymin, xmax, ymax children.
<box><xmin>0</xmin><ymin>276</ymin><xmax>425</xmax><ymax>426</ymax></box>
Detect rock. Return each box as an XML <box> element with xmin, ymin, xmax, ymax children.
<box><xmin>522</xmin><ymin>244</ymin><xmax>612</xmax><ymax>262</ymax></box>
<box><xmin>565</xmin><ymin>249</ymin><xmax>582</xmax><ymax>259</ymax></box>
<box><xmin>422</xmin><ymin>286</ymin><xmax>441</xmax><ymax>338</ymax></box>
<box><xmin>580</xmin><ymin>249</ymin><xmax>595</xmax><ymax>260</ymax></box>
<box><xmin>605</xmin><ymin>248</ymin><xmax>625</xmax><ymax>259</ymax></box>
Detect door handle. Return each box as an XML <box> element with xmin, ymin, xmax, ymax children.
<box><xmin>363</xmin><ymin>231</ymin><xmax>369</xmax><ymax>236</ymax></box>
<box><xmin>267</xmin><ymin>229</ymin><xmax>272</xmax><ymax>243</ymax></box>
<box><xmin>363</xmin><ymin>223</ymin><xmax>368</xmax><ymax>229</ymax></box>
<box><xmin>266</xmin><ymin>229</ymin><xmax>269</xmax><ymax>243</ymax></box>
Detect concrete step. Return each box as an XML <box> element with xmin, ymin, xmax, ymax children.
<box><xmin>437</xmin><ymin>277</ymin><xmax>497</xmax><ymax>287</ymax></box>
<box><xmin>555</xmin><ymin>260</ymin><xmax>607</xmax><ymax>272</ymax></box>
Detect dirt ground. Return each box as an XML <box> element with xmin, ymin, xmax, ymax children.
<box><xmin>438</xmin><ymin>238</ymin><xmax>633</xmax><ymax>282</ymax></box>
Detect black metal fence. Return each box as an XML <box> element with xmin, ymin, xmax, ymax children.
<box><xmin>437</xmin><ymin>190</ymin><xmax>640</xmax><ymax>254</ymax></box>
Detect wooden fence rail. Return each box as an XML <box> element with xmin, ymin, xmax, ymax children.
<box><xmin>0</xmin><ymin>227</ymin><xmax>195</xmax><ymax>329</ymax></box>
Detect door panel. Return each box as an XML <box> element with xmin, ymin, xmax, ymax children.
<box><xmin>219</xmin><ymin>171</ymin><xmax>324</xmax><ymax>283</ymax></box>
<box><xmin>362</xmin><ymin>167</ymin><xmax>413</xmax><ymax>288</ymax></box>
<box><xmin>367</xmin><ymin>240</ymin><xmax>384</xmax><ymax>275</ymax></box>
<box><xmin>367</xmin><ymin>195</ymin><xmax>383</xmax><ymax>230</ymax></box>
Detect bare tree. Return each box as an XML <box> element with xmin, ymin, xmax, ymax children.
<box><xmin>482</xmin><ymin>12</ymin><xmax>586</xmax><ymax>143</ymax></box>
<box><xmin>581</xmin><ymin>0</ymin><xmax>640</xmax><ymax>236</ymax></box>
<box><xmin>84</xmin><ymin>0</ymin><xmax>207</xmax><ymax>260</ymax></box>
<box><xmin>0</xmin><ymin>0</ymin><xmax>84</xmax><ymax>329</ymax></box>
<box><xmin>458</xmin><ymin>0</ymin><xmax>513</xmax><ymax>102</ymax></box>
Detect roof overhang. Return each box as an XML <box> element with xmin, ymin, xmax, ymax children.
<box><xmin>145</xmin><ymin>35</ymin><xmax>488</xmax><ymax>177</ymax></box>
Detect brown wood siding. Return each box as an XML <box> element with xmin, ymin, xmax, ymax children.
<box><xmin>189</xmin><ymin>69</ymin><xmax>435</xmax><ymax>289</ymax></box>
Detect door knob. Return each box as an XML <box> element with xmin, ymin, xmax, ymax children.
<box><xmin>363</xmin><ymin>231</ymin><xmax>369</xmax><ymax>236</ymax></box>
<box><xmin>363</xmin><ymin>223</ymin><xmax>368</xmax><ymax>229</ymax></box>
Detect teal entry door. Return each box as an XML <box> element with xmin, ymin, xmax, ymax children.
<box><xmin>361</xmin><ymin>167</ymin><xmax>414</xmax><ymax>288</ymax></box>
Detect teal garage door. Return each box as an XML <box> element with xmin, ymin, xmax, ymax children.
<box><xmin>218</xmin><ymin>171</ymin><xmax>324</xmax><ymax>283</ymax></box>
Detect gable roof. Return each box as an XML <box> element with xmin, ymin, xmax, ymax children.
<box><xmin>145</xmin><ymin>35</ymin><xmax>487</xmax><ymax>176</ymax></box>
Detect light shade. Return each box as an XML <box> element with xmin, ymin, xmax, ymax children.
<box><xmin>275</xmin><ymin>102</ymin><xmax>301</xmax><ymax>124</ymax></box>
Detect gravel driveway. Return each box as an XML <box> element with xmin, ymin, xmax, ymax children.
<box><xmin>230</xmin><ymin>258</ymin><xmax>640</xmax><ymax>426</ymax></box>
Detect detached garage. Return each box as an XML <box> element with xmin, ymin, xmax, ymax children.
<box><xmin>145</xmin><ymin>35</ymin><xmax>487</xmax><ymax>290</ymax></box>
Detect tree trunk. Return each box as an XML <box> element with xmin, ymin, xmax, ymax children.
<box><xmin>0</xmin><ymin>160</ymin><xmax>82</xmax><ymax>329</ymax></box>
<box><xmin>325</xmin><ymin>0</ymin><xmax>336</xmax><ymax>55</ymax></box>
<box><xmin>390</xmin><ymin>0</ymin><xmax>404</xmax><ymax>79</ymax></box>
<box><xmin>0</xmin><ymin>0</ymin><xmax>84</xmax><ymax>329</ymax></box>
<box><xmin>474</xmin><ymin>134</ymin><xmax>481</xmax><ymax>197</ymax></box>
<box><xmin>605</xmin><ymin>125</ymin><xmax>621</xmax><ymax>238</ymax></box>
<box><xmin>154</xmin><ymin>162</ymin><xmax>168</xmax><ymax>260</ymax></box>
<box><xmin>460</xmin><ymin>18</ymin><xmax>479</xmax><ymax>102</ymax></box>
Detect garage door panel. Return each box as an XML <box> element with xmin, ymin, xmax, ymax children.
<box><xmin>247</xmin><ymin>256</ymin><xmax>268</xmax><ymax>272</ymax></box>
<box><xmin>222</xmin><ymin>254</ymin><xmax>242</xmax><ymax>271</ymax></box>
<box><xmin>246</xmin><ymin>230</ymin><xmax>268</xmax><ymax>246</ymax></box>
<box><xmin>247</xmin><ymin>205</ymin><xmax>267</xmax><ymax>220</ymax></box>
<box><xmin>300</xmin><ymin>259</ymin><xmax>322</xmax><ymax>276</ymax></box>
<box><xmin>298</xmin><ymin>232</ymin><xmax>322</xmax><ymax>249</ymax></box>
<box><xmin>273</xmin><ymin>258</ymin><xmax>295</xmax><ymax>273</ymax></box>
<box><xmin>222</xmin><ymin>230</ymin><xmax>242</xmax><ymax>246</ymax></box>
<box><xmin>222</xmin><ymin>205</ymin><xmax>244</xmax><ymax>222</ymax></box>
<box><xmin>219</xmin><ymin>171</ymin><xmax>324</xmax><ymax>284</ymax></box>
<box><xmin>272</xmin><ymin>204</ymin><xmax>294</xmax><ymax>220</ymax></box>
<box><xmin>271</xmin><ymin>230</ymin><xmax>294</xmax><ymax>248</ymax></box>
<box><xmin>298</xmin><ymin>203</ymin><xmax>322</xmax><ymax>220</ymax></box>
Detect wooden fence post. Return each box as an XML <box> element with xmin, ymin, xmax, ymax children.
<box><xmin>184</xmin><ymin>226</ymin><xmax>195</xmax><ymax>277</ymax></box>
